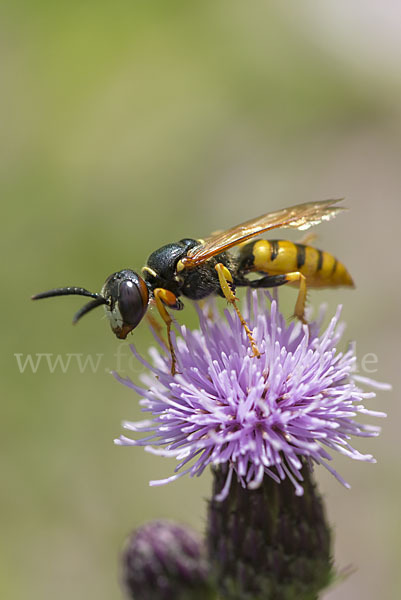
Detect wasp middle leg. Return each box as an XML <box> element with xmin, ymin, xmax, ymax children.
<box><xmin>215</xmin><ymin>263</ymin><xmax>261</xmax><ymax>358</ymax></box>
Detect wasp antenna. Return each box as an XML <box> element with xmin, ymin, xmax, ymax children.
<box><xmin>72</xmin><ymin>297</ymin><xmax>108</xmax><ymax>324</ymax></box>
<box><xmin>32</xmin><ymin>287</ymin><xmax>102</xmax><ymax>301</ymax></box>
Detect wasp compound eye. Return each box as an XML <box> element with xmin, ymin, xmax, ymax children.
<box><xmin>101</xmin><ymin>270</ymin><xmax>150</xmax><ymax>339</ymax></box>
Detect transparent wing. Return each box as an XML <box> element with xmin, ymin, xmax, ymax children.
<box><xmin>182</xmin><ymin>199</ymin><xmax>346</xmax><ymax>267</ymax></box>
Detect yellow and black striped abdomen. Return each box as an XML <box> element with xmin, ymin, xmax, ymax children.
<box><xmin>239</xmin><ymin>239</ymin><xmax>354</xmax><ymax>288</ymax></box>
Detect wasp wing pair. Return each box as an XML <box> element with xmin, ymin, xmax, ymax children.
<box><xmin>182</xmin><ymin>198</ymin><xmax>344</xmax><ymax>266</ymax></box>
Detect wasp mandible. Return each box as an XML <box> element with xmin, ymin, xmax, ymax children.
<box><xmin>33</xmin><ymin>199</ymin><xmax>354</xmax><ymax>374</ymax></box>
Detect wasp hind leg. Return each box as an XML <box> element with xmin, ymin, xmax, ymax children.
<box><xmin>153</xmin><ymin>288</ymin><xmax>183</xmax><ymax>375</ymax></box>
<box><xmin>215</xmin><ymin>263</ymin><xmax>261</xmax><ymax>358</ymax></box>
<box><xmin>285</xmin><ymin>272</ymin><xmax>308</xmax><ymax>324</ymax></box>
<box><xmin>298</xmin><ymin>232</ymin><xmax>318</xmax><ymax>246</ymax></box>
<box><xmin>250</xmin><ymin>271</ymin><xmax>308</xmax><ymax>324</ymax></box>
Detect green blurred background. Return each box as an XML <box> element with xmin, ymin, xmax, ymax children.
<box><xmin>2</xmin><ymin>1</ymin><xmax>400</xmax><ymax>598</ymax></box>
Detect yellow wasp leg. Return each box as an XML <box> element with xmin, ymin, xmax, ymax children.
<box><xmin>284</xmin><ymin>271</ymin><xmax>308</xmax><ymax>323</ymax></box>
<box><xmin>153</xmin><ymin>288</ymin><xmax>179</xmax><ymax>375</ymax></box>
<box><xmin>215</xmin><ymin>263</ymin><xmax>261</xmax><ymax>359</ymax></box>
<box><xmin>298</xmin><ymin>232</ymin><xmax>318</xmax><ymax>246</ymax></box>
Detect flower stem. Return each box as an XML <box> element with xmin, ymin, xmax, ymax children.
<box><xmin>207</xmin><ymin>464</ymin><xmax>333</xmax><ymax>600</ymax></box>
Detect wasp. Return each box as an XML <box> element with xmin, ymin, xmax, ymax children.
<box><xmin>32</xmin><ymin>199</ymin><xmax>354</xmax><ymax>374</ymax></box>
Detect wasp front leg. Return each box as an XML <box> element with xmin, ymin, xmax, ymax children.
<box><xmin>249</xmin><ymin>271</ymin><xmax>308</xmax><ymax>323</ymax></box>
<box><xmin>146</xmin><ymin>313</ymin><xmax>168</xmax><ymax>349</ymax></box>
<box><xmin>153</xmin><ymin>288</ymin><xmax>183</xmax><ymax>375</ymax></box>
<box><xmin>215</xmin><ymin>263</ymin><xmax>261</xmax><ymax>359</ymax></box>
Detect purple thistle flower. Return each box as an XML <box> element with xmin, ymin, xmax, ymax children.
<box><xmin>114</xmin><ymin>290</ymin><xmax>388</xmax><ymax>501</ymax></box>
<box><xmin>121</xmin><ymin>520</ymin><xmax>213</xmax><ymax>600</ymax></box>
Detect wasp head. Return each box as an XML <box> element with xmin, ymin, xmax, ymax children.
<box><xmin>101</xmin><ymin>270</ymin><xmax>150</xmax><ymax>339</ymax></box>
<box><xmin>32</xmin><ymin>269</ymin><xmax>150</xmax><ymax>340</ymax></box>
